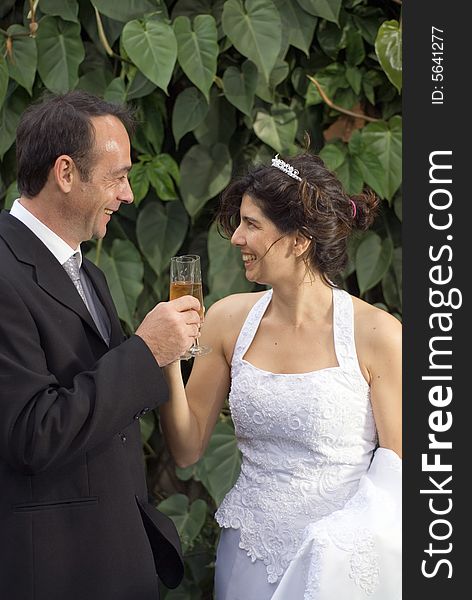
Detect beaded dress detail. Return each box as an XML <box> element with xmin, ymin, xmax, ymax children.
<box><xmin>215</xmin><ymin>288</ymin><xmax>378</xmax><ymax>585</ymax></box>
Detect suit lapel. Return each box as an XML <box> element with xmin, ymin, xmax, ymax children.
<box><xmin>82</xmin><ymin>258</ymin><xmax>124</xmax><ymax>348</ymax></box>
<box><xmin>0</xmin><ymin>211</ymin><xmax>106</xmax><ymax>342</ymax></box>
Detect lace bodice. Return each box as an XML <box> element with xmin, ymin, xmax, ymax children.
<box><xmin>215</xmin><ymin>288</ymin><xmax>377</xmax><ymax>584</ymax></box>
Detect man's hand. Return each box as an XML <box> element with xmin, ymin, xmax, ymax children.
<box><xmin>135</xmin><ymin>296</ymin><xmax>201</xmax><ymax>366</ymax></box>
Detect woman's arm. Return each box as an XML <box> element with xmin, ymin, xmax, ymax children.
<box><xmin>159</xmin><ymin>298</ymin><xmax>233</xmax><ymax>468</ymax></box>
<box><xmin>361</xmin><ymin>308</ymin><xmax>402</xmax><ymax>458</ymax></box>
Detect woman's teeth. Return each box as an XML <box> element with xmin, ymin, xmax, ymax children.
<box><xmin>104</xmin><ymin>209</ymin><xmax>113</xmax><ymax>215</ymax></box>
<box><xmin>242</xmin><ymin>253</ymin><xmax>257</xmax><ymax>263</ymax></box>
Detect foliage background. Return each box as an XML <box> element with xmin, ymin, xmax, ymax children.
<box><xmin>0</xmin><ymin>1</ymin><xmax>401</xmax><ymax>597</ymax></box>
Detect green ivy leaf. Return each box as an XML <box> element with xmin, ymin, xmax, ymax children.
<box><xmin>147</xmin><ymin>154</ymin><xmax>180</xmax><ymax>200</ymax></box>
<box><xmin>0</xmin><ymin>86</ymin><xmax>29</xmax><ymax>160</ymax></box>
<box><xmin>4</xmin><ymin>180</ymin><xmax>19</xmax><ymax>210</ymax></box>
<box><xmin>2</xmin><ymin>25</ymin><xmax>38</xmax><ymax>95</ymax></box>
<box><xmin>253</xmin><ymin>103</ymin><xmax>298</xmax><ymax>153</ymax></box>
<box><xmin>95</xmin><ymin>239</ymin><xmax>144</xmax><ymax>331</ymax></box>
<box><xmin>129</xmin><ymin>161</ymin><xmax>150</xmax><ymax>205</ymax></box>
<box><xmin>193</xmin><ymin>87</ymin><xmax>236</xmax><ymax>146</ymax></box>
<box><xmin>356</xmin><ymin>231</ymin><xmax>393</xmax><ymax>295</ymax></box>
<box><xmin>345</xmin><ymin>26</ymin><xmax>365</xmax><ymax>66</ymax></box>
<box><xmin>222</xmin><ymin>60</ymin><xmax>258</xmax><ymax>116</ymax></box>
<box><xmin>207</xmin><ymin>222</ymin><xmax>254</xmax><ymax>304</ymax></box>
<box><xmin>316</xmin><ymin>20</ymin><xmax>344</xmax><ymax>60</ymax></box>
<box><xmin>305</xmin><ymin>63</ymin><xmax>349</xmax><ymax>106</ymax></box>
<box><xmin>361</xmin><ymin>116</ymin><xmax>402</xmax><ymax>201</ymax></box>
<box><xmin>0</xmin><ymin>57</ymin><xmax>7</xmax><ymax>111</ymax></box>
<box><xmin>104</xmin><ymin>77</ymin><xmax>127</xmax><ymax>104</ymax></box>
<box><xmin>36</xmin><ymin>16</ymin><xmax>85</xmax><ymax>93</ymax></box>
<box><xmin>180</xmin><ymin>143</ymin><xmax>232</xmax><ymax>218</ymax></box>
<box><xmin>157</xmin><ymin>494</ymin><xmax>207</xmax><ymax>553</ymax></box>
<box><xmin>39</xmin><ymin>0</ymin><xmax>79</xmax><ymax>23</ymax></box>
<box><xmin>137</xmin><ymin>200</ymin><xmax>188</xmax><ymax>276</ymax></box>
<box><xmin>174</xmin><ymin>15</ymin><xmax>218</xmax><ymax>102</ymax></box>
<box><xmin>375</xmin><ymin>20</ymin><xmax>402</xmax><ymax>93</ymax></box>
<box><xmin>296</xmin><ymin>0</ymin><xmax>342</xmax><ymax>25</ymax></box>
<box><xmin>319</xmin><ymin>141</ymin><xmax>347</xmax><ymax>171</ymax></box>
<box><xmin>172</xmin><ymin>87</ymin><xmax>209</xmax><ymax>147</ymax></box>
<box><xmin>91</xmin><ymin>0</ymin><xmax>161</xmax><ymax>22</ymax></box>
<box><xmin>335</xmin><ymin>154</ymin><xmax>363</xmax><ymax>195</ymax></box>
<box><xmin>345</xmin><ymin>66</ymin><xmax>362</xmax><ymax>95</ymax></box>
<box><xmin>126</xmin><ymin>68</ymin><xmax>156</xmax><ymax>100</ymax></box>
<box><xmin>77</xmin><ymin>68</ymin><xmax>113</xmax><ymax>96</ymax></box>
<box><xmin>122</xmin><ymin>18</ymin><xmax>177</xmax><ymax>94</ymax></box>
<box><xmin>273</xmin><ymin>0</ymin><xmax>317</xmax><ymax>57</ymax></box>
<box><xmin>222</xmin><ymin>0</ymin><xmax>282</xmax><ymax>83</ymax></box>
<box><xmin>194</xmin><ymin>421</ymin><xmax>241</xmax><ymax>506</ymax></box>
<box><xmin>255</xmin><ymin>57</ymin><xmax>289</xmax><ymax>103</ymax></box>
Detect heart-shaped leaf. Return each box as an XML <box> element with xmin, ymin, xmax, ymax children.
<box><xmin>172</xmin><ymin>87</ymin><xmax>209</xmax><ymax>147</ymax></box>
<box><xmin>222</xmin><ymin>60</ymin><xmax>258</xmax><ymax>116</ymax></box>
<box><xmin>0</xmin><ymin>85</ymin><xmax>29</xmax><ymax>160</ymax></box>
<box><xmin>296</xmin><ymin>0</ymin><xmax>341</xmax><ymax>24</ymax></box>
<box><xmin>95</xmin><ymin>239</ymin><xmax>144</xmax><ymax>331</ymax></box>
<box><xmin>253</xmin><ymin>103</ymin><xmax>298</xmax><ymax>153</ymax></box>
<box><xmin>180</xmin><ymin>143</ymin><xmax>232</xmax><ymax>218</ymax></box>
<box><xmin>147</xmin><ymin>154</ymin><xmax>180</xmax><ymax>200</ymax></box>
<box><xmin>0</xmin><ymin>57</ymin><xmax>7</xmax><ymax>110</ymax></box>
<box><xmin>39</xmin><ymin>0</ymin><xmax>79</xmax><ymax>23</ymax></box>
<box><xmin>104</xmin><ymin>77</ymin><xmax>127</xmax><ymax>104</ymax></box>
<box><xmin>194</xmin><ymin>421</ymin><xmax>241</xmax><ymax>506</ymax></box>
<box><xmin>319</xmin><ymin>141</ymin><xmax>347</xmax><ymax>171</ymax></box>
<box><xmin>36</xmin><ymin>16</ymin><xmax>84</xmax><ymax>93</ymax></box>
<box><xmin>157</xmin><ymin>494</ymin><xmax>207</xmax><ymax>552</ymax></box>
<box><xmin>356</xmin><ymin>231</ymin><xmax>393</xmax><ymax>295</ymax></box>
<box><xmin>222</xmin><ymin>0</ymin><xmax>282</xmax><ymax>83</ymax></box>
<box><xmin>375</xmin><ymin>20</ymin><xmax>402</xmax><ymax>93</ymax></box>
<box><xmin>194</xmin><ymin>87</ymin><xmax>236</xmax><ymax>146</ymax></box>
<box><xmin>129</xmin><ymin>161</ymin><xmax>150</xmax><ymax>205</ymax></box>
<box><xmin>91</xmin><ymin>0</ymin><xmax>160</xmax><ymax>22</ymax></box>
<box><xmin>2</xmin><ymin>25</ymin><xmax>37</xmax><ymax>95</ymax></box>
<box><xmin>273</xmin><ymin>0</ymin><xmax>317</xmax><ymax>56</ymax></box>
<box><xmin>174</xmin><ymin>15</ymin><xmax>218</xmax><ymax>102</ymax></box>
<box><xmin>361</xmin><ymin>116</ymin><xmax>402</xmax><ymax>201</ymax></box>
<box><xmin>207</xmin><ymin>222</ymin><xmax>254</xmax><ymax>305</ymax></box>
<box><xmin>137</xmin><ymin>200</ymin><xmax>188</xmax><ymax>276</ymax></box>
<box><xmin>122</xmin><ymin>18</ymin><xmax>177</xmax><ymax>94</ymax></box>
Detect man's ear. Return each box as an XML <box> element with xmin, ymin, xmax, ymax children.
<box><xmin>53</xmin><ymin>155</ymin><xmax>76</xmax><ymax>193</ymax></box>
<box><xmin>293</xmin><ymin>231</ymin><xmax>312</xmax><ymax>257</ymax></box>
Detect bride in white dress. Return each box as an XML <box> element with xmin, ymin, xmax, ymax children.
<box><xmin>160</xmin><ymin>153</ymin><xmax>402</xmax><ymax>599</ymax></box>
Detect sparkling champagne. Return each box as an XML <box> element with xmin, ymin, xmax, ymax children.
<box><xmin>170</xmin><ymin>281</ymin><xmax>204</xmax><ymax>319</ymax></box>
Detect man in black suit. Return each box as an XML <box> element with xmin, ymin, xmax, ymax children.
<box><xmin>0</xmin><ymin>91</ymin><xmax>201</xmax><ymax>600</ymax></box>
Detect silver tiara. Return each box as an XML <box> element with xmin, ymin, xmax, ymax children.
<box><xmin>271</xmin><ymin>154</ymin><xmax>302</xmax><ymax>182</ymax></box>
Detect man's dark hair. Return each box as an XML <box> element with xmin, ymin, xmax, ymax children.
<box><xmin>16</xmin><ymin>91</ymin><xmax>136</xmax><ymax>198</ymax></box>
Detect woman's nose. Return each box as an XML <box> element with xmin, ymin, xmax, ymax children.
<box><xmin>231</xmin><ymin>225</ymin><xmax>244</xmax><ymax>246</ymax></box>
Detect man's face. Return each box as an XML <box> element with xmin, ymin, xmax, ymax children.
<box><xmin>72</xmin><ymin>115</ymin><xmax>133</xmax><ymax>243</ymax></box>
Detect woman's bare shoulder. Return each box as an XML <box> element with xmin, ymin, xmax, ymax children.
<box><xmin>352</xmin><ymin>295</ymin><xmax>402</xmax><ymax>353</ymax></box>
<box><xmin>206</xmin><ymin>291</ymin><xmax>267</xmax><ymax>324</ymax></box>
<box><xmin>204</xmin><ymin>291</ymin><xmax>268</xmax><ymax>359</ymax></box>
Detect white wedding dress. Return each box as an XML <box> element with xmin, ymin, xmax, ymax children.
<box><xmin>214</xmin><ymin>288</ymin><xmax>401</xmax><ymax>599</ymax></box>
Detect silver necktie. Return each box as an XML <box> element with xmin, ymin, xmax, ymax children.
<box><xmin>63</xmin><ymin>253</ymin><xmax>90</xmax><ymax>310</ymax></box>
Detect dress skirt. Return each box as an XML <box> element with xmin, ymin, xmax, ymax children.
<box><xmin>215</xmin><ymin>528</ymin><xmax>279</xmax><ymax>600</ymax></box>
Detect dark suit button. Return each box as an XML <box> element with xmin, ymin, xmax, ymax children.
<box><xmin>119</xmin><ymin>433</ymin><xmax>127</xmax><ymax>442</ymax></box>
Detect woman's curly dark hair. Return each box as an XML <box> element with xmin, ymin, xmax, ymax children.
<box><xmin>217</xmin><ymin>152</ymin><xmax>379</xmax><ymax>285</ymax></box>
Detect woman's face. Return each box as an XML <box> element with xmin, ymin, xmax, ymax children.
<box><xmin>231</xmin><ymin>194</ymin><xmax>295</xmax><ymax>285</ymax></box>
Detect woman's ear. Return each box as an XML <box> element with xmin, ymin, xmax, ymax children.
<box><xmin>293</xmin><ymin>232</ymin><xmax>311</xmax><ymax>257</ymax></box>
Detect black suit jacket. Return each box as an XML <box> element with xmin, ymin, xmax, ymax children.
<box><xmin>0</xmin><ymin>211</ymin><xmax>183</xmax><ymax>600</ymax></box>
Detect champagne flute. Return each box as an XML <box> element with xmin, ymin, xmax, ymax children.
<box><xmin>169</xmin><ymin>255</ymin><xmax>211</xmax><ymax>359</ymax></box>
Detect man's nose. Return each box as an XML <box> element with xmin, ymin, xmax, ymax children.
<box><xmin>119</xmin><ymin>177</ymin><xmax>134</xmax><ymax>204</ymax></box>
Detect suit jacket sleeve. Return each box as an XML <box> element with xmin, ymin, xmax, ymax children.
<box><xmin>0</xmin><ymin>276</ymin><xmax>169</xmax><ymax>474</ymax></box>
